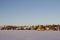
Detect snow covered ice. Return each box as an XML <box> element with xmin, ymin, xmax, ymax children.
<box><xmin>0</xmin><ymin>30</ymin><xmax>60</xmax><ymax>40</ymax></box>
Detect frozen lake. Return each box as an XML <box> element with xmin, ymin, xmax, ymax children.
<box><xmin>0</xmin><ymin>30</ymin><xmax>60</xmax><ymax>40</ymax></box>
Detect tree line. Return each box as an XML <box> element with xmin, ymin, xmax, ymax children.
<box><xmin>0</xmin><ymin>25</ymin><xmax>60</xmax><ymax>31</ymax></box>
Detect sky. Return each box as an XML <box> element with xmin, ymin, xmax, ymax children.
<box><xmin>0</xmin><ymin>0</ymin><xmax>60</xmax><ymax>26</ymax></box>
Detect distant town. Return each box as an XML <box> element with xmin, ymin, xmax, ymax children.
<box><xmin>0</xmin><ymin>25</ymin><xmax>60</xmax><ymax>31</ymax></box>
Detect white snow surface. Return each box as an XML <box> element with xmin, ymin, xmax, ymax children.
<box><xmin>0</xmin><ymin>30</ymin><xmax>60</xmax><ymax>40</ymax></box>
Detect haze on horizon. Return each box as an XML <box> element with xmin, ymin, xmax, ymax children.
<box><xmin>0</xmin><ymin>0</ymin><xmax>60</xmax><ymax>26</ymax></box>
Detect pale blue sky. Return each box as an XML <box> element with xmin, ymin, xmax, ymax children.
<box><xmin>0</xmin><ymin>0</ymin><xmax>60</xmax><ymax>26</ymax></box>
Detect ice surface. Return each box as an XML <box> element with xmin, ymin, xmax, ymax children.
<box><xmin>0</xmin><ymin>30</ymin><xmax>60</xmax><ymax>40</ymax></box>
